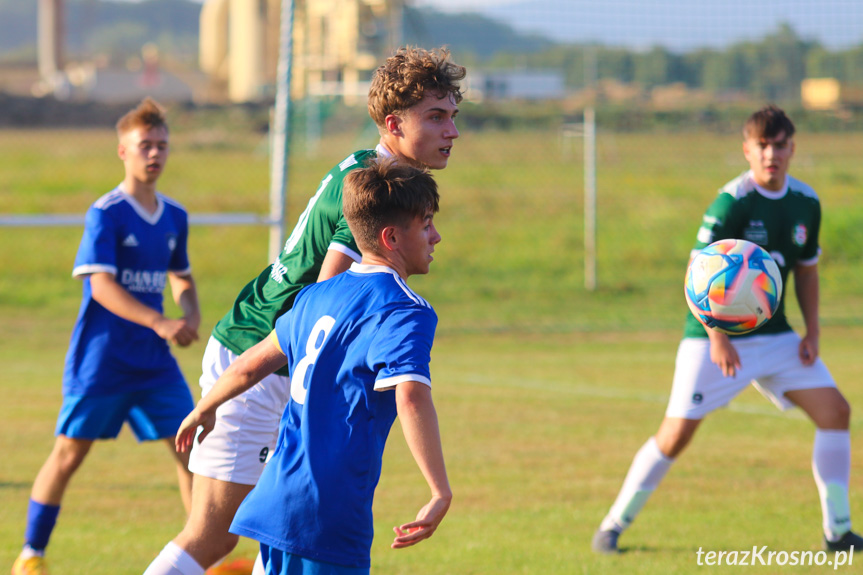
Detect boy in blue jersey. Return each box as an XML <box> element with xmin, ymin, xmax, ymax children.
<box><xmin>173</xmin><ymin>159</ymin><xmax>450</xmax><ymax>575</ymax></box>
<box><xmin>144</xmin><ymin>47</ymin><xmax>464</xmax><ymax>575</ymax></box>
<box><xmin>12</xmin><ymin>98</ymin><xmax>201</xmax><ymax>575</ymax></box>
<box><xmin>592</xmin><ymin>105</ymin><xmax>862</xmax><ymax>554</ymax></box>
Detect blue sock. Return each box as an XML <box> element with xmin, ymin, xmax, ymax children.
<box><xmin>24</xmin><ymin>499</ymin><xmax>61</xmax><ymax>551</ymax></box>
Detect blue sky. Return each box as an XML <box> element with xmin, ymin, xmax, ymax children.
<box><xmin>125</xmin><ymin>0</ymin><xmax>863</xmax><ymax>52</ymax></box>
<box><xmin>412</xmin><ymin>0</ymin><xmax>863</xmax><ymax>52</ymax></box>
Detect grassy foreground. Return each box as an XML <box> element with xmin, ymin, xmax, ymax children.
<box><xmin>2</xmin><ymin>126</ymin><xmax>863</xmax><ymax>574</ymax></box>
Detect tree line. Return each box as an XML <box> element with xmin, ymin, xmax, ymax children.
<box><xmin>480</xmin><ymin>24</ymin><xmax>863</xmax><ymax>103</ymax></box>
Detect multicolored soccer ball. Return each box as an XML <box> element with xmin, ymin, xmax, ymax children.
<box><xmin>684</xmin><ymin>238</ymin><xmax>783</xmax><ymax>335</ymax></box>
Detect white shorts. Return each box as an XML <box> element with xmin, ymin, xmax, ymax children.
<box><xmin>188</xmin><ymin>337</ymin><xmax>290</xmax><ymax>485</ymax></box>
<box><xmin>665</xmin><ymin>332</ymin><xmax>836</xmax><ymax>419</ymax></box>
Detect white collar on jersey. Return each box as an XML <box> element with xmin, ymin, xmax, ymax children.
<box><xmin>349</xmin><ymin>262</ymin><xmax>399</xmax><ymax>276</ymax></box>
<box><xmin>116</xmin><ymin>183</ymin><xmax>164</xmax><ymax>224</ymax></box>
<box><xmin>750</xmin><ymin>173</ymin><xmax>789</xmax><ymax>200</ymax></box>
<box><xmin>348</xmin><ymin>262</ymin><xmax>429</xmax><ymax>307</ymax></box>
<box><xmin>375</xmin><ymin>141</ymin><xmax>394</xmax><ymax>159</ymax></box>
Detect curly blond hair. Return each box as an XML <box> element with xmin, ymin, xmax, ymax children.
<box><xmin>368</xmin><ymin>46</ymin><xmax>466</xmax><ymax>127</ymax></box>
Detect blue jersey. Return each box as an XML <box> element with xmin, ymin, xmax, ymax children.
<box><xmin>230</xmin><ymin>263</ymin><xmax>438</xmax><ymax>568</ymax></box>
<box><xmin>63</xmin><ymin>186</ymin><xmax>191</xmax><ymax>396</ymax></box>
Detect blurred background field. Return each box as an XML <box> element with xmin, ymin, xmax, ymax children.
<box><xmin>3</xmin><ymin>0</ymin><xmax>863</xmax><ymax>573</ymax></box>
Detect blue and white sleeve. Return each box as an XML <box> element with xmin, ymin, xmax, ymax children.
<box><xmin>72</xmin><ymin>206</ymin><xmax>118</xmax><ymax>278</ymax></box>
<box><xmin>370</xmin><ymin>308</ymin><xmax>437</xmax><ymax>391</ymax></box>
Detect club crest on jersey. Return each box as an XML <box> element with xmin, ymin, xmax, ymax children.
<box><xmin>166</xmin><ymin>234</ymin><xmax>177</xmax><ymax>252</ymax></box>
<box><xmin>743</xmin><ymin>221</ymin><xmax>768</xmax><ymax>245</ymax></box>
<box><xmin>792</xmin><ymin>224</ymin><xmax>808</xmax><ymax>246</ymax></box>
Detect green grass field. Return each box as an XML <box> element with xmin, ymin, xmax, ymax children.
<box><xmin>2</xmin><ymin>125</ymin><xmax>863</xmax><ymax>574</ymax></box>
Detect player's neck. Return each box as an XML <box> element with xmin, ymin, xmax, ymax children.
<box><xmin>377</xmin><ymin>136</ymin><xmax>421</xmax><ymax>169</ymax></box>
<box><xmin>122</xmin><ymin>177</ymin><xmax>159</xmax><ymax>214</ymax></box>
<box><xmin>361</xmin><ymin>255</ymin><xmax>407</xmax><ymax>280</ymax></box>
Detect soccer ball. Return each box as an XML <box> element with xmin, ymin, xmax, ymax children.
<box><xmin>684</xmin><ymin>238</ymin><xmax>783</xmax><ymax>335</ymax></box>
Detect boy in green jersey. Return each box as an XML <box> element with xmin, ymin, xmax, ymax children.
<box><xmin>593</xmin><ymin>105</ymin><xmax>862</xmax><ymax>554</ymax></box>
<box><xmin>144</xmin><ymin>47</ymin><xmax>465</xmax><ymax>575</ymax></box>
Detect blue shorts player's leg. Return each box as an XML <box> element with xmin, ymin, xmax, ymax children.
<box><xmin>13</xmin><ymin>436</ymin><xmax>92</xmax><ymax>575</ymax></box>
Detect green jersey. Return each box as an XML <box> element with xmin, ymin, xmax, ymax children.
<box><xmin>683</xmin><ymin>171</ymin><xmax>821</xmax><ymax>339</ymax></box>
<box><xmin>212</xmin><ymin>149</ymin><xmax>378</xmax><ymax>372</ymax></box>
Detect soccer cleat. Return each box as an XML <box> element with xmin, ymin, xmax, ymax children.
<box><xmin>591</xmin><ymin>528</ymin><xmax>621</xmax><ymax>554</ymax></box>
<box><xmin>205</xmin><ymin>558</ymin><xmax>256</xmax><ymax>575</ymax></box>
<box><xmin>11</xmin><ymin>555</ymin><xmax>47</xmax><ymax>575</ymax></box>
<box><xmin>824</xmin><ymin>530</ymin><xmax>863</xmax><ymax>552</ymax></box>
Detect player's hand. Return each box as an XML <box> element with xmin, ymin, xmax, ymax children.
<box><xmin>171</xmin><ymin>322</ymin><xmax>200</xmax><ymax>347</ymax></box>
<box><xmin>174</xmin><ymin>407</ymin><xmax>215</xmax><ymax>453</ymax></box>
<box><xmin>799</xmin><ymin>333</ymin><xmax>819</xmax><ymax>366</ymax></box>
<box><xmin>153</xmin><ymin>317</ymin><xmax>199</xmax><ymax>347</ymax></box>
<box><xmin>708</xmin><ymin>331</ymin><xmax>741</xmax><ymax>377</ymax></box>
<box><xmin>391</xmin><ymin>494</ymin><xmax>451</xmax><ymax>549</ymax></box>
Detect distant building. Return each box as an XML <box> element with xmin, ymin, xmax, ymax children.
<box><xmin>30</xmin><ymin>44</ymin><xmax>198</xmax><ymax>104</ymax></box>
<box><xmin>84</xmin><ymin>70</ymin><xmax>195</xmax><ymax>105</ymax></box>
<box><xmin>199</xmin><ymin>0</ymin><xmax>403</xmax><ymax>104</ymax></box>
<box><xmin>802</xmin><ymin>78</ymin><xmax>841</xmax><ymax>110</ymax></box>
<box><xmin>801</xmin><ymin>78</ymin><xmax>863</xmax><ymax>111</ymax></box>
<box><xmin>469</xmin><ymin>70</ymin><xmax>566</xmax><ymax>102</ymax></box>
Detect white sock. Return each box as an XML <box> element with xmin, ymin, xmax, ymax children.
<box><xmin>600</xmin><ymin>437</ymin><xmax>674</xmax><ymax>532</ymax></box>
<box><xmin>19</xmin><ymin>545</ymin><xmax>44</xmax><ymax>560</ymax></box>
<box><xmin>252</xmin><ymin>552</ymin><xmax>266</xmax><ymax>575</ymax></box>
<box><xmin>812</xmin><ymin>429</ymin><xmax>852</xmax><ymax>541</ymax></box>
<box><xmin>143</xmin><ymin>542</ymin><xmax>205</xmax><ymax>575</ymax></box>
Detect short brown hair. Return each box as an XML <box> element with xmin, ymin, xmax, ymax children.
<box><xmin>116</xmin><ymin>97</ymin><xmax>168</xmax><ymax>137</ymax></box>
<box><xmin>743</xmin><ymin>105</ymin><xmax>795</xmax><ymax>140</ymax></box>
<box><xmin>367</xmin><ymin>46</ymin><xmax>466</xmax><ymax>127</ymax></box>
<box><xmin>343</xmin><ymin>158</ymin><xmax>440</xmax><ymax>253</ymax></box>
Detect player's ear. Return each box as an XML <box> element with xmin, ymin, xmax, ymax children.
<box><xmin>380</xmin><ymin>225</ymin><xmax>399</xmax><ymax>252</ymax></box>
<box><xmin>118</xmin><ymin>142</ymin><xmax>127</xmax><ymax>161</ymax></box>
<box><xmin>384</xmin><ymin>114</ymin><xmax>402</xmax><ymax>136</ymax></box>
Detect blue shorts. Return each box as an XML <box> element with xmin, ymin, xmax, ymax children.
<box><xmin>260</xmin><ymin>546</ymin><xmax>368</xmax><ymax>575</ymax></box>
<box><xmin>56</xmin><ymin>383</ymin><xmax>195</xmax><ymax>442</ymax></box>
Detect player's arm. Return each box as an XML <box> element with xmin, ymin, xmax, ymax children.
<box><xmin>794</xmin><ymin>262</ymin><xmax>820</xmax><ymax>365</ymax></box>
<box><xmin>175</xmin><ymin>333</ymin><xmax>288</xmax><ymax>452</ymax></box>
<box><xmin>166</xmin><ymin>271</ymin><xmax>201</xmax><ymax>347</ymax></box>
<box><xmin>89</xmin><ymin>272</ymin><xmax>195</xmax><ymax>345</ymax></box>
<box><xmin>693</xmin><ymin>192</ymin><xmax>745</xmax><ymax>377</ymax></box>
<box><xmin>686</xmin><ymin>249</ymin><xmax>740</xmax><ymax>378</ymax></box>
<box><xmin>316</xmin><ymin>249</ymin><xmax>356</xmax><ymax>282</ymax></box>
<box><xmin>391</xmin><ymin>381</ymin><xmax>452</xmax><ymax>549</ymax></box>
<box><xmin>705</xmin><ymin>327</ymin><xmax>741</xmax><ymax>377</ymax></box>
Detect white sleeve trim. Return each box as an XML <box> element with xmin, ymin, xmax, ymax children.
<box><xmin>374</xmin><ymin>373</ymin><xmax>431</xmax><ymax>391</ymax></box>
<box><xmin>327</xmin><ymin>242</ymin><xmax>362</xmax><ymax>263</ymax></box>
<box><xmin>72</xmin><ymin>263</ymin><xmax>117</xmax><ymax>278</ymax></box>
<box><xmin>170</xmin><ymin>266</ymin><xmax>193</xmax><ymax>277</ymax></box>
<box><xmin>798</xmin><ymin>255</ymin><xmax>819</xmax><ymax>267</ymax></box>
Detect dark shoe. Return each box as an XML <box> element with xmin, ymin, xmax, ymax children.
<box><xmin>592</xmin><ymin>528</ymin><xmax>621</xmax><ymax>554</ymax></box>
<box><xmin>824</xmin><ymin>530</ymin><xmax>863</xmax><ymax>552</ymax></box>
